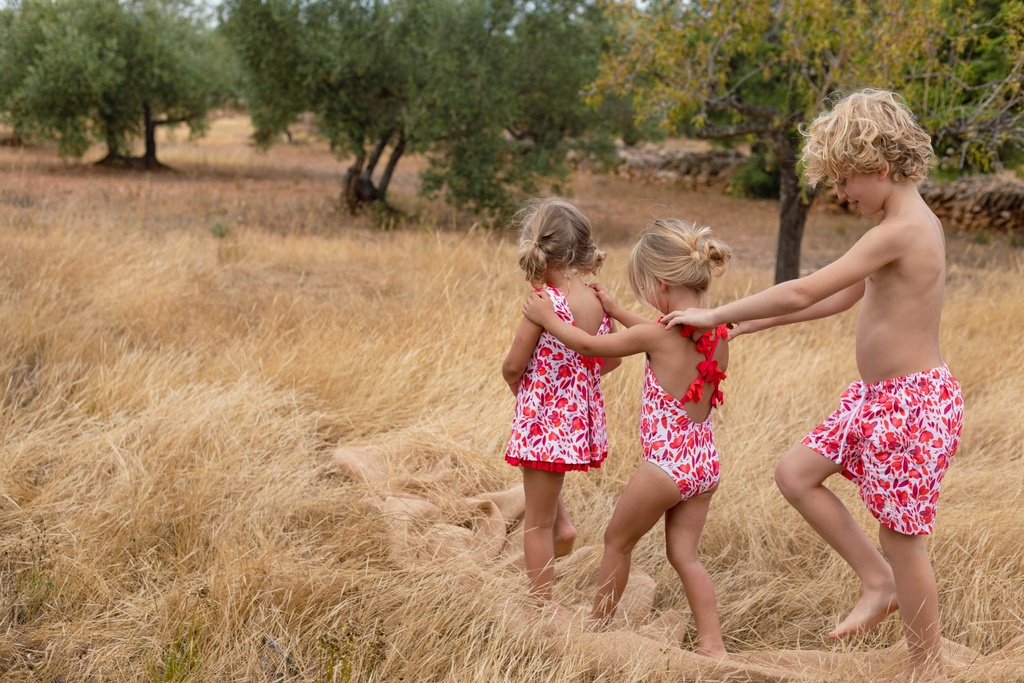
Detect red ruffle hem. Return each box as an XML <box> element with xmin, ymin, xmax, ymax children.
<box><xmin>504</xmin><ymin>455</ymin><xmax>605</xmax><ymax>472</ymax></box>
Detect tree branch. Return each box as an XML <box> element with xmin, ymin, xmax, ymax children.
<box><xmin>705</xmin><ymin>97</ymin><xmax>778</xmax><ymax>120</ymax></box>
<box><xmin>694</xmin><ymin>119</ymin><xmax>775</xmax><ymax>139</ymax></box>
<box><xmin>154</xmin><ymin>116</ymin><xmax>194</xmax><ymax>127</ymax></box>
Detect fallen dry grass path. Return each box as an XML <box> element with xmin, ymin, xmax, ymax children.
<box><xmin>0</xmin><ymin>117</ymin><xmax>1022</xmax><ymax>680</ymax></box>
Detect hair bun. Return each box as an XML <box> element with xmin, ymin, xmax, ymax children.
<box><xmin>701</xmin><ymin>239</ymin><xmax>731</xmax><ymax>278</ymax></box>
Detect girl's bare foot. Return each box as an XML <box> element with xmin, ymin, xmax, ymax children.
<box><xmin>695</xmin><ymin>646</ymin><xmax>728</xmax><ymax>660</ymax></box>
<box><xmin>828</xmin><ymin>587</ymin><xmax>898</xmax><ymax>638</ymax></box>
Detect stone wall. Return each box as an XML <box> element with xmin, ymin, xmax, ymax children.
<box><xmin>919</xmin><ymin>175</ymin><xmax>1024</xmax><ymax>234</ymax></box>
<box><xmin>570</xmin><ymin>143</ymin><xmax>746</xmax><ymax>189</ymax></box>
<box><xmin>613</xmin><ymin>144</ymin><xmax>747</xmax><ymax>189</ymax></box>
<box><xmin>596</xmin><ymin>144</ymin><xmax>1023</xmax><ymax>234</ymax></box>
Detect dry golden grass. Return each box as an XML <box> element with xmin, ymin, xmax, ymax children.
<box><xmin>1</xmin><ymin>116</ymin><xmax>1023</xmax><ymax>681</ymax></box>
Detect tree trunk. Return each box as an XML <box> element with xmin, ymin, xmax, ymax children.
<box><xmin>363</xmin><ymin>133</ymin><xmax>390</xmax><ymax>181</ymax></box>
<box><xmin>343</xmin><ymin>154</ymin><xmax>378</xmax><ymax>215</ymax></box>
<box><xmin>771</xmin><ymin>131</ymin><xmax>817</xmax><ymax>283</ymax></box>
<box><xmin>143</xmin><ymin>102</ymin><xmax>159</xmax><ymax>170</ymax></box>
<box><xmin>376</xmin><ymin>132</ymin><xmax>406</xmax><ymax>204</ymax></box>
<box><xmin>339</xmin><ymin>130</ymin><xmax>407</xmax><ymax>215</ymax></box>
<box><xmin>100</xmin><ymin>121</ymin><xmax>122</xmax><ymax>162</ymax></box>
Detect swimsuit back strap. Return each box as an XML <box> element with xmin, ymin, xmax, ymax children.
<box><xmin>705</xmin><ymin>327</ymin><xmax>722</xmax><ymax>360</ymax></box>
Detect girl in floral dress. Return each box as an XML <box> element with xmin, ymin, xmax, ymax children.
<box><xmin>523</xmin><ymin>218</ymin><xmax>731</xmax><ymax>658</ymax></box>
<box><xmin>502</xmin><ymin>198</ymin><xmax>619</xmax><ymax>609</ymax></box>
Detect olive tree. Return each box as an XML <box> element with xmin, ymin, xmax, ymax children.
<box><xmin>224</xmin><ymin>0</ymin><xmax>620</xmax><ymax>218</ymax></box>
<box><xmin>0</xmin><ymin>0</ymin><xmax>230</xmax><ymax>168</ymax></box>
<box><xmin>595</xmin><ymin>0</ymin><xmax>1024</xmax><ymax>281</ymax></box>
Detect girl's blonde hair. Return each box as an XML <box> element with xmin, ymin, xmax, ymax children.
<box><xmin>801</xmin><ymin>89</ymin><xmax>933</xmax><ymax>188</ymax></box>
<box><xmin>628</xmin><ymin>218</ymin><xmax>731</xmax><ymax>308</ymax></box>
<box><xmin>515</xmin><ymin>198</ymin><xmax>605</xmax><ymax>286</ymax></box>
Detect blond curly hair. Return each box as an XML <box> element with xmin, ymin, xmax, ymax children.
<box><xmin>800</xmin><ymin>89</ymin><xmax>933</xmax><ymax>188</ymax></box>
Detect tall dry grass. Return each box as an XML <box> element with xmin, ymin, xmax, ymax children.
<box><xmin>1</xmin><ymin>118</ymin><xmax>1023</xmax><ymax>681</ymax></box>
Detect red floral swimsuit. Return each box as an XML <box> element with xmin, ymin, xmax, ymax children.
<box><xmin>504</xmin><ymin>286</ymin><xmax>612</xmax><ymax>472</ymax></box>
<box><xmin>640</xmin><ymin>324</ymin><xmax>729</xmax><ymax>499</ymax></box>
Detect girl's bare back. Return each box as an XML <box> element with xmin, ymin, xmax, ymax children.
<box><xmin>647</xmin><ymin>326</ymin><xmax>729</xmax><ymax>424</ymax></box>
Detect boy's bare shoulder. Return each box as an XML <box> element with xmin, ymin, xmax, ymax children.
<box><xmin>865</xmin><ymin>212</ymin><xmax>945</xmax><ymax>287</ymax></box>
<box><xmin>866</xmin><ymin>212</ymin><xmax>939</xmax><ymax>250</ymax></box>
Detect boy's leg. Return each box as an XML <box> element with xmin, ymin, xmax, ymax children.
<box><xmin>664</xmin><ymin>491</ymin><xmax>726</xmax><ymax>658</ymax></box>
<box><xmin>590</xmin><ymin>462</ymin><xmax>679</xmax><ymax>623</ymax></box>
<box><xmin>775</xmin><ymin>444</ymin><xmax>897</xmax><ymax>637</ymax></box>
<box><xmin>553</xmin><ymin>492</ymin><xmax>577</xmax><ymax>558</ymax></box>
<box><xmin>878</xmin><ymin>526</ymin><xmax>945</xmax><ymax>679</ymax></box>
<box><xmin>521</xmin><ymin>467</ymin><xmax>565</xmax><ymax>602</ymax></box>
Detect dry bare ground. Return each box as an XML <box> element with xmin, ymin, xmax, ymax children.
<box><xmin>1</xmin><ymin>116</ymin><xmax>1023</xmax><ymax>681</ymax></box>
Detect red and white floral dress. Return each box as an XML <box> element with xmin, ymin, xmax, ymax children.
<box><xmin>640</xmin><ymin>324</ymin><xmax>729</xmax><ymax>499</ymax></box>
<box><xmin>504</xmin><ymin>286</ymin><xmax>612</xmax><ymax>472</ymax></box>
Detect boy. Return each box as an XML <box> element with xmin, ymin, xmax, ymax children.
<box><xmin>661</xmin><ymin>89</ymin><xmax>964</xmax><ymax>681</ymax></box>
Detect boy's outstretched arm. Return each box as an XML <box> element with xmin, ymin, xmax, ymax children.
<box><xmin>725</xmin><ymin>282</ymin><xmax>865</xmax><ymax>338</ymax></box>
<box><xmin>663</xmin><ymin>221</ymin><xmax>902</xmax><ymax>330</ymax></box>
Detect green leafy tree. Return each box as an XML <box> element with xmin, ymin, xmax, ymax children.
<box><xmin>919</xmin><ymin>1</ymin><xmax>1024</xmax><ymax>172</ymax></box>
<box><xmin>224</xmin><ymin>0</ymin><xmax>624</xmax><ymax>218</ymax></box>
<box><xmin>595</xmin><ymin>0</ymin><xmax>1024</xmax><ymax>282</ymax></box>
<box><xmin>0</xmin><ymin>0</ymin><xmax>230</xmax><ymax>168</ymax></box>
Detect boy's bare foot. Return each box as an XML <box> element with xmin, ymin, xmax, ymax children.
<box><xmin>828</xmin><ymin>587</ymin><xmax>898</xmax><ymax>638</ymax></box>
<box><xmin>695</xmin><ymin>646</ymin><xmax>728</xmax><ymax>660</ymax></box>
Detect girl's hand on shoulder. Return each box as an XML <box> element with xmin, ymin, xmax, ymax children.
<box><xmin>661</xmin><ymin>307</ymin><xmax>716</xmax><ymax>330</ymax></box>
<box><xmin>523</xmin><ymin>290</ymin><xmax>556</xmax><ymax>326</ymax></box>
<box><xmin>589</xmin><ymin>282</ymin><xmax>619</xmax><ymax>314</ymax></box>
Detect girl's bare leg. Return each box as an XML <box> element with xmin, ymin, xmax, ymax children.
<box><xmin>521</xmin><ymin>467</ymin><xmax>565</xmax><ymax>602</ymax></box>
<box><xmin>878</xmin><ymin>526</ymin><xmax>946</xmax><ymax>682</ymax></box>
<box><xmin>590</xmin><ymin>463</ymin><xmax>680</xmax><ymax>623</ymax></box>
<box><xmin>553</xmin><ymin>492</ymin><xmax>577</xmax><ymax>558</ymax></box>
<box><xmin>665</xmin><ymin>491</ymin><xmax>726</xmax><ymax>658</ymax></box>
<box><xmin>775</xmin><ymin>444</ymin><xmax>897</xmax><ymax>638</ymax></box>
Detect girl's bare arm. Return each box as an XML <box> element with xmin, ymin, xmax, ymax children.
<box><xmin>590</xmin><ymin>283</ymin><xmax>649</xmax><ymax>328</ymax></box>
<box><xmin>599</xmin><ymin>320</ymin><xmax>623</xmax><ymax>375</ymax></box>
<box><xmin>501</xmin><ymin>316</ymin><xmax>543</xmax><ymax>394</ymax></box>
<box><xmin>523</xmin><ymin>290</ymin><xmax>658</xmax><ymax>359</ymax></box>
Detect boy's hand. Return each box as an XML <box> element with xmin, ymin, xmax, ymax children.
<box><xmin>661</xmin><ymin>307</ymin><xmax>717</xmax><ymax>330</ymax></box>
<box><xmin>589</xmin><ymin>282</ymin><xmax>620</xmax><ymax>315</ymax></box>
<box><xmin>523</xmin><ymin>290</ymin><xmax>556</xmax><ymax>326</ymax></box>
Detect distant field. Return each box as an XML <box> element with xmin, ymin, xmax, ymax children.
<box><xmin>0</xmin><ymin>116</ymin><xmax>1022</xmax><ymax>681</ymax></box>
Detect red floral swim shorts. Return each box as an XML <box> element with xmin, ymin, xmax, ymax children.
<box><xmin>802</xmin><ymin>365</ymin><xmax>963</xmax><ymax>535</ymax></box>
